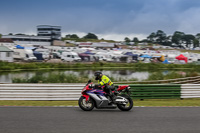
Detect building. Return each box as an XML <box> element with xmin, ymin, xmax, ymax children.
<box><xmin>91</xmin><ymin>42</ymin><xmax>116</xmax><ymax>48</ymax></box>
<box><xmin>78</xmin><ymin>42</ymin><xmax>92</xmax><ymax>48</ymax></box>
<box><xmin>0</xmin><ymin>38</ymin><xmax>14</xmax><ymax>47</ymax></box>
<box><xmin>37</xmin><ymin>25</ymin><xmax>61</xmax><ymax>40</ymax></box>
<box><xmin>2</xmin><ymin>35</ymin><xmax>51</xmax><ymax>46</ymax></box>
<box><xmin>0</xmin><ymin>46</ymin><xmax>14</xmax><ymax>62</ymax></box>
<box><xmin>1</xmin><ymin>25</ymin><xmax>61</xmax><ymax>46</ymax></box>
<box><xmin>53</xmin><ymin>40</ymin><xmax>66</xmax><ymax>46</ymax></box>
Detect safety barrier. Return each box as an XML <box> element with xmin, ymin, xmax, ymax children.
<box><xmin>0</xmin><ymin>83</ymin><xmax>200</xmax><ymax>100</ymax></box>
<box><xmin>128</xmin><ymin>84</ymin><xmax>181</xmax><ymax>99</ymax></box>
<box><xmin>181</xmin><ymin>84</ymin><xmax>200</xmax><ymax>98</ymax></box>
<box><xmin>0</xmin><ymin>84</ymin><xmax>84</xmax><ymax>100</ymax></box>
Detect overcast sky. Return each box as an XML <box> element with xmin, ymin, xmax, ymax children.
<box><xmin>1</xmin><ymin>0</ymin><xmax>200</xmax><ymax>41</ymax></box>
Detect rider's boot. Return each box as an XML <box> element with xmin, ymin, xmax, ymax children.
<box><xmin>108</xmin><ymin>93</ymin><xmax>116</xmax><ymax>104</ymax></box>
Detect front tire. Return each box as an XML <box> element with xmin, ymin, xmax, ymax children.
<box><xmin>78</xmin><ymin>96</ymin><xmax>95</xmax><ymax>111</ymax></box>
<box><xmin>117</xmin><ymin>94</ymin><xmax>133</xmax><ymax>111</ymax></box>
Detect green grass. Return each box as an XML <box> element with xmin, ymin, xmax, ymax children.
<box><xmin>0</xmin><ymin>99</ymin><xmax>200</xmax><ymax>107</ymax></box>
<box><xmin>147</xmin><ymin>71</ymin><xmax>199</xmax><ymax>81</ymax></box>
<box><xmin>134</xmin><ymin>99</ymin><xmax>200</xmax><ymax>106</ymax></box>
<box><xmin>2</xmin><ymin>61</ymin><xmax>200</xmax><ymax>72</ymax></box>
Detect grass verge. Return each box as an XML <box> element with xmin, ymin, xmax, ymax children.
<box><xmin>1</xmin><ymin>61</ymin><xmax>200</xmax><ymax>71</ymax></box>
<box><xmin>0</xmin><ymin>99</ymin><xmax>200</xmax><ymax>107</ymax></box>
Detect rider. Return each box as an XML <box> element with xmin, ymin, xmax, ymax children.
<box><xmin>94</xmin><ymin>71</ymin><xmax>115</xmax><ymax>102</ymax></box>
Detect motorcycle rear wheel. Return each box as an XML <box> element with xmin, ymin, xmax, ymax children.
<box><xmin>78</xmin><ymin>96</ymin><xmax>95</xmax><ymax>111</ymax></box>
<box><xmin>117</xmin><ymin>94</ymin><xmax>133</xmax><ymax>111</ymax></box>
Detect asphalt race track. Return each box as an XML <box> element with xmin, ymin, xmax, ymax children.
<box><xmin>0</xmin><ymin>107</ymin><xmax>200</xmax><ymax>133</ymax></box>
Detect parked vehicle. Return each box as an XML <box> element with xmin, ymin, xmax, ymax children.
<box><xmin>35</xmin><ymin>48</ymin><xmax>50</xmax><ymax>60</ymax></box>
<box><xmin>78</xmin><ymin>80</ymin><xmax>133</xmax><ymax>111</ymax></box>
<box><xmin>61</xmin><ymin>52</ymin><xmax>81</xmax><ymax>62</ymax></box>
<box><xmin>13</xmin><ymin>48</ymin><xmax>36</xmax><ymax>61</ymax></box>
<box><xmin>33</xmin><ymin>51</ymin><xmax>43</xmax><ymax>60</ymax></box>
<box><xmin>165</xmin><ymin>54</ymin><xmax>176</xmax><ymax>64</ymax></box>
<box><xmin>93</xmin><ymin>54</ymin><xmax>107</xmax><ymax>61</ymax></box>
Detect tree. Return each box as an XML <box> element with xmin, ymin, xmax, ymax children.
<box><xmin>182</xmin><ymin>34</ymin><xmax>195</xmax><ymax>48</ymax></box>
<box><xmin>163</xmin><ymin>35</ymin><xmax>172</xmax><ymax>46</ymax></box>
<box><xmin>65</xmin><ymin>34</ymin><xmax>79</xmax><ymax>39</ymax></box>
<box><xmin>193</xmin><ymin>39</ymin><xmax>199</xmax><ymax>48</ymax></box>
<box><xmin>172</xmin><ymin>31</ymin><xmax>185</xmax><ymax>48</ymax></box>
<box><xmin>65</xmin><ymin>34</ymin><xmax>71</xmax><ymax>38</ymax></box>
<box><xmin>196</xmin><ymin>33</ymin><xmax>200</xmax><ymax>40</ymax></box>
<box><xmin>83</xmin><ymin>33</ymin><xmax>98</xmax><ymax>39</ymax></box>
<box><xmin>132</xmin><ymin>37</ymin><xmax>139</xmax><ymax>43</ymax></box>
<box><xmin>155</xmin><ymin>30</ymin><xmax>167</xmax><ymax>45</ymax></box>
<box><xmin>147</xmin><ymin>32</ymin><xmax>156</xmax><ymax>43</ymax></box>
<box><xmin>124</xmin><ymin>37</ymin><xmax>131</xmax><ymax>43</ymax></box>
<box><xmin>70</xmin><ymin>34</ymin><xmax>79</xmax><ymax>39</ymax></box>
<box><xmin>194</xmin><ymin>33</ymin><xmax>200</xmax><ymax>48</ymax></box>
<box><xmin>0</xmin><ymin>34</ymin><xmax>2</xmax><ymax>38</ymax></box>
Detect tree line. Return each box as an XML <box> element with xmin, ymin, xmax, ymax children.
<box><xmin>65</xmin><ymin>31</ymin><xmax>200</xmax><ymax>48</ymax></box>
<box><xmin>125</xmin><ymin>30</ymin><xmax>200</xmax><ymax>48</ymax></box>
<box><xmin>65</xmin><ymin>33</ymin><xmax>98</xmax><ymax>40</ymax></box>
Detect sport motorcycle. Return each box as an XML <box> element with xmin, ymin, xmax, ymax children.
<box><xmin>78</xmin><ymin>80</ymin><xmax>133</xmax><ymax>111</ymax></box>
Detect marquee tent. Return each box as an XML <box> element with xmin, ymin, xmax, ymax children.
<box><xmin>124</xmin><ymin>52</ymin><xmax>138</xmax><ymax>60</ymax></box>
<box><xmin>140</xmin><ymin>54</ymin><xmax>152</xmax><ymax>58</ymax></box>
<box><xmin>78</xmin><ymin>53</ymin><xmax>90</xmax><ymax>61</ymax></box>
<box><xmin>15</xmin><ymin>45</ymin><xmax>24</xmax><ymax>49</ymax></box>
<box><xmin>84</xmin><ymin>50</ymin><xmax>95</xmax><ymax>55</ymax></box>
<box><xmin>163</xmin><ymin>59</ymin><xmax>170</xmax><ymax>64</ymax></box>
<box><xmin>176</xmin><ymin>54</ymin><xmax>188</xmax><ymax>63</ymax></box>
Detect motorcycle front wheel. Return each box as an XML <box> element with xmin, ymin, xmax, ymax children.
<box><xmin>78</xmin><ymin>96</ymin><xmax>95</xmax><ymax>111</ymax></box>
<box><xmin>117</xmin><ymin>94</ymin><xmax>133</xmax><ymax>111</ymax></box>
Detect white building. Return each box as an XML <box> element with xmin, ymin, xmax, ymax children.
<box><xmin>37</xmin><ymin>25</ymin><xmax>61</xmax><ymax>40</ymax></box>
<box><xmin>0</xmin><ymin>46</ymin><xmax>14</xmax><ymax>62</ymax></box>
<box><xmin>2</xmin><ymin>35</ymin><xmax>51</xmax><ymax>46</ymax></box>
<box><xmin>92</xmin><ymin>42</ymin><xmax>115</xmax><ymax>48</ymax></box>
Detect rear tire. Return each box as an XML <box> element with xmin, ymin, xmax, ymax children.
<box><xmin>78</xmin><ymin>96</ymin><xmax>95</xmax><ymax>111</ymax></box>
<box><xmin>117</xmin><ymin>94</ymin><xmax>133</xmax><ymax>111</ymax></box>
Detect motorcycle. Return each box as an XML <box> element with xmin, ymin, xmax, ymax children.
<box><xmin>78</xmin><ymin>80</ymin><xmax>133</xmax><ymax>111</ymax></box>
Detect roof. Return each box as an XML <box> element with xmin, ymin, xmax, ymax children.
<box><xmin>92</xmin><ymin>43</ymin><xmax>115</xmax><ymax>48</ymax></box>
<box><xmin>37</xmin><ymin>25</ymin><xmax>61</xmax><ymax>28</ymax></box>
<box><xmin>79</xmin><ymin>43</ymin><xmax>92</xmax><ymax>45</ymax></box>
<box><xmin>0</xmin><ymin>38</ymin><xmax>14</xmax><ymax>43</ymax></box>
<box><xmin>0</xmin><ymin>46</ymin><xmax>13</xmax><ymax>52</ymax></box>
<box><xmin>2</xmin><ymin>35</ymin><xmax>51</xmax><ymax>40</ymax></box>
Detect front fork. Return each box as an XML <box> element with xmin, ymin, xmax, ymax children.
<box><xmin>82</xmin><ymin>94</ymin><xmax>90</xmax><ymax>102</ymax></box>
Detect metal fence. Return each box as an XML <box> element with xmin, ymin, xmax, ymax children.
<box><xmin>0</xmin><ymin>84</ymin><xmax>84</xmax><ymax>100</ymax></box>
<box><xmin>181</xmin><ymin>84</ymin><xmax>200</xmax><ymax>98</ymax></box>
<box><xmin>0</xmin><ymin>83</ymin><xmax>200</xmax><ymax>100</ymax></box>
<box><xmin>128</xmin><ymin>84</ymin><xmax>181</xmax><ymax>99</ymax></box>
